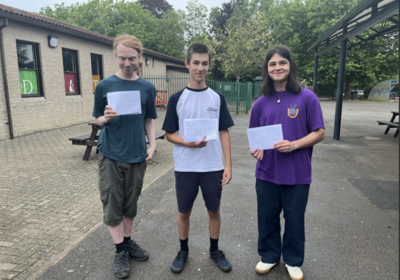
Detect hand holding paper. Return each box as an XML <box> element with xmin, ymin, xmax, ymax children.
<box><xmin>104</xmin><ymin>105</ymin><xmax>119</xmax><ymax>122</ymax></box>
<box><xmin>185</xmin><ymin>135</ymin><xmax>207</xmax><ymax>148</ymax></box>
<box><xmin>247</xmin><ymin>124</ymin><xmax>283</xmax><ymax>151</ymax></box>
<box><xmin>184</xmin><ymin>119</ymin><xmax>218</xmax><ymax>142</ymax></box>
<box><xmin>249</xmin><ymin>147</ymin><xmax>264</xmax><ymax>160</ymax></box>
<box><xmin>107</xmin><ymin>91</ymin><xmax>141</xmax><ymax>115</ymax></box>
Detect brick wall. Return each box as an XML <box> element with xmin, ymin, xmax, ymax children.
<box><xmin>140</xmin><ymin>57</ymin><xmax>185</xmax><ymax>77</ymax></box>
<box><xmin>0</xmin><ymin>20</ymin><xmax>117</xmax><ymax>140</ymax></box>
<box><xmin>141</xmin><ymin>56</ymin><xmax>167</xmax><ymax>76</ymax></box>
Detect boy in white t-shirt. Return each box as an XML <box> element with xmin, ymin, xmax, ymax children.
<box><xmin>162</xmin><ymin>43</ymin><xmax>234</xmax><ymax>273</ymax></box>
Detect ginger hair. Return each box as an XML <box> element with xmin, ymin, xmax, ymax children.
<box><xmin>114</xmin><ymin>34</ymin><xmax>143</xmax><ymax>56</ymax></box>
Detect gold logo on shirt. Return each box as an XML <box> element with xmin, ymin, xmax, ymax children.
<box><xmin>288</xmin><ymin>104</ymin><xmax>299</xmax><ymax>118</ymax></box>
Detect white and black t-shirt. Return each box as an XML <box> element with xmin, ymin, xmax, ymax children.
<box><xmin>162</xmin><ymin>87</ymin><xmax>234</xmax><ymax>172</ymax></box>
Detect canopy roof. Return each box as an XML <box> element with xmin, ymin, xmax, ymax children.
<box><xmin>307</xmin><ymin>0</ymin><xmax>399</xmax><ymax>57</ymax></box>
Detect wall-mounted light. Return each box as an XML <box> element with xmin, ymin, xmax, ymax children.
<box><xmin>145</xmin><ymin>58</ymin><xmax>150</xmax><ymax>66</ymax></box>
<box><xmin>47</xmin><ymin>35</ymin><xmax>58</xmax><ymax>48</ymax></box>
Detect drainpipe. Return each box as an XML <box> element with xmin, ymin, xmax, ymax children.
<box><xmin>0</xmin><ymin>18</ymin><xmax>14</xmax><ymax>139</ymax></box>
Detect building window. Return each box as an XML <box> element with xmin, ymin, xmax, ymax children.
<box><xmin>17</xmin><ymin>41</ymin><xmax>43</xmax><ymax>96</ymax></box>
<box><xmin>62</xmin><ymin>49</ymin><xmax>80</xmax><ymax>94</ymax></box>
<box><xmin>91</xmin><ymin>54</ymin><xmax>103</xmax><ymax>92</ymax></box>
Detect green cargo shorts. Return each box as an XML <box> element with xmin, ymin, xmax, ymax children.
<box><xmin>98</xmin><ymin>151</ymin><xmax>147</xmax><ymax>227</ymax></box>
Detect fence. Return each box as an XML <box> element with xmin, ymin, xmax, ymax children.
<box><xmin>144</xmin><ymin>75</ymin><xmax>259</xmax><ymax>114</ymax></box>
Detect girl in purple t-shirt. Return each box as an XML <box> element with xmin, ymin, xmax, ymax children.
<box><xmin>249</xmin><ymin>45</ymin><xmax>325</xmax><ymax>280</ymax></box>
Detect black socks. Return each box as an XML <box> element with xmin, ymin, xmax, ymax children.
<box><xmin>115</xmin><ymin>242</ymin><xmax>125</xmax><ymax>253</ymax></box>
<box><xmin>210</xmin><ymin>237</ymin><xmax>219</xmax><ymax>252</ymax></box>
<box><xmin>115</xmin><ymin>236</ymin><xmax>131</xmax><ymax>253</ymax></box>
<box><xmin>180</xmin><ymin>238</ymin><xmax>189</xmax><ymax>253</ymax></box>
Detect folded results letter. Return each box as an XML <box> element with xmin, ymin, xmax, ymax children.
<box><xmin>247</xmin><ymin>124</ymin><xmax>283</xmax><ymax>151</ymax></box>
<box><xmin>184</xmin><ymin>119</ymin><xmax>218</xmax><ymax>142</ymax></box>
<box><xmin>107</xmin><ymin>91</ymin><xmax>142</xmax><ymax>115</ymax></box>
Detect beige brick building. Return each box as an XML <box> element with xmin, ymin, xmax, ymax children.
<box><xmin>0</xmin><ymin>4</ymin><xmax>188</xmax><ymax>141</ymax></box>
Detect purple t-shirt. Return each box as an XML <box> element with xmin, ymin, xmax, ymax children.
<box><xmin>249</xmin><ymin>88</ymin><xmax>325</xmax><ymax>185</ymax></box>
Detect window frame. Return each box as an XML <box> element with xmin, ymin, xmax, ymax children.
<box><xmin>17</xmin><ymin>40</ymin><xmax>43</xmax><ymax>98</ymax></box>
<box><xmin>90</xmin><ymin>53</ymin><xmax>103</xmax><ymax>92</ymax></box>
<box><xmin>62</xmin><ymin>48</ymin><xmax>80</xmax><ymax>95</ymax></box>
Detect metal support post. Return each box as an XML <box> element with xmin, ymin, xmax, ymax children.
<box><xmin>236</xmin><ymin>83</ymin><xmax>240</xmax><ymax>114</ymax></box>
<box><xmin>333</xmin><ymin>38</ymin><xmax>348</xmax><ymax>140</ymax></box>
<box><xmin>313</xmin><ymin>53</ymin><xmax>319</xmax><ymax>94</ymax></box>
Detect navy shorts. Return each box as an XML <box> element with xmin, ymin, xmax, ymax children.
<box><xmin>175</xmin><ymin>170</ymin><xmax>224</xmax><ymax>213</ymax></box>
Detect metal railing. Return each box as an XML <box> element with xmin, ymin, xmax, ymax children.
<box><xmin>144</xmin><ymin>75</ymin><xmax>257</xmax><ymax>114</ymax></box>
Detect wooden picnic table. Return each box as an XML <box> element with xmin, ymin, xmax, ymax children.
<box><xmin>389</xmin><ymin>111</ymin><xmax>398</xmax><ymax>122</ymax></box>
<box><xmin>69</xmin><ymin>122</ymin><xmax>165</xmax><ymax>161</ymax></box>
<box><xmin>377</xmin><ymin>111</ymin><xmax>399</xmax><ymax>137</ymax></box>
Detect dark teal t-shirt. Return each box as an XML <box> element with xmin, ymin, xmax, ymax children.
<box><xmin>92</xmin><ymin>75</ymin><xmax>157</xmax><ymax>163</ymax></box>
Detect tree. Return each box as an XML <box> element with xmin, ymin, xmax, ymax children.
<box><xmin>219</xmin><ymin>11</ymin><xmax>271</xmax><ymax>81</ymax></box>
<box><xmin>39</xmin><ymin>0</ymin><xmax>186</xmax><ymax>59</ymax></box>
<box><xmin>137</xmin><ymin>0</ymin><xmax>173</xmax><ymax>19</ymax></box>
<box><xmin>209</xmin><ymin>0</ymin><xmax>235</xmax><ymax>42</ymax></box>
<box><xmin>208</xmin><ymin>0</ymin><xmax>236</xmax><ymax>79</ymax></box>
<box><xmin>39</xmin><ymin>2</ymin><xmax>76</xmax><ymax>23</ymax></box>
<box><xmin>314</xmin><ymin>30</ymin><xmax>399</xmax><ymax>97</ymax></box>
<box><xmin>40</xmin><ymin>0</ymin><xmax>156</xmax><ymax>40</ymax></box>
<box><xmin>294</xmin><ymin>0</ymin><xmax>398</xmax><ymax>97</ymax></box>
<box><xmin>40</xmin><ymin>0</ymin><xmax>398</xmax><ymax>82</ymax></box>
<box><xmin>151</xmin><ymin>9</ymin><xmax>186</xmax><ymax>59</ymax></box>
<box><xmin>216</xmin><ymin>0</ymin><xmax>398</xmax><ymax>93</ymax></box>
<box><xmin>184</xmin><ymin>0</ymin><xmax>209</xmax><ymax>45</ymax></box>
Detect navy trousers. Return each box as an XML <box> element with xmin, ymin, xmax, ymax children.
<box><xmin>256</xmin><ymin>179</ymin><xmax>310</xmax><ymax>267</ymax></box>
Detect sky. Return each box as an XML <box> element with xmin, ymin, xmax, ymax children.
<box><xmin>1</xmin><ymin>0</ymin><xmax>226</xmax><ymax>13</ymax></box>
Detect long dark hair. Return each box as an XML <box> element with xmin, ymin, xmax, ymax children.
<box><xmin>260</xmin><ymin>45</ymin><xmax>301</xmax><ymax>96</ymax></box>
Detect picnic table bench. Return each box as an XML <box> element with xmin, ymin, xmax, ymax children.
<box><xmin>69</xmin><ymin>122</ymin><xmax>165</xmax><ymax>160</ymax></box>
<box><xmin>377</xmin><ymin>111</ymin><xmax>399</xmax><ymax>137</ymax></box>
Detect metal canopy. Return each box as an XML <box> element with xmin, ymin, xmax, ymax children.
<box><xmin>308</xmin><ymin>0</ymin><xmax>399</xmax><ymax>141</ymax></box>
<box><xmin>307</xmin><ymin>0</ymin><xmax>399</xmax><ymax>57</ymax></box>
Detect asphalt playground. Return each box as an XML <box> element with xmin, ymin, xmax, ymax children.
<box><xmin>1</xmin><ymin>100</ymin><xmax>398</xmax><ymax>280</ymax></box>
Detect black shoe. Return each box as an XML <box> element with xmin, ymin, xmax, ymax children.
<box><xmin>210</xmin><ymin>249</ymin><xmax>232</xmax><ymax>272</ymax></box>
<box><xmin>114</xmin><ymin>250</ymin><xmax>130</xmax><ymax>279</ymax></box>
<box><xmin>170</xmin><ymin>250</ymin><xmax>188</xmax><ymax>273</ymax></box>
<box><xmin>125</xmin><ymin>240</ymin><xmax>149</xmax><ymax>261</ymax></box>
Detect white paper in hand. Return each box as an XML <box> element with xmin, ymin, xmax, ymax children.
<box><xmin>107</xmin><ymin>91</ymin><xmax>141</xmax><ymax>115</ymax></box>
<box><xmin>247</xmin><ymin>124</ymin><xmax>283</xmax><ymax>151</ymax></box>
<box><xmin>184</xmin><ymin>119</ymin><xmax>218</xmax><ymax>142</ymax></box>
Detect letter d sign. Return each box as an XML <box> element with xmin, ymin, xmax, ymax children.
<box><xmin>23</xmin><ymin>80</ymin><xmax>33</xmax><ymax>94</ymax></box>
